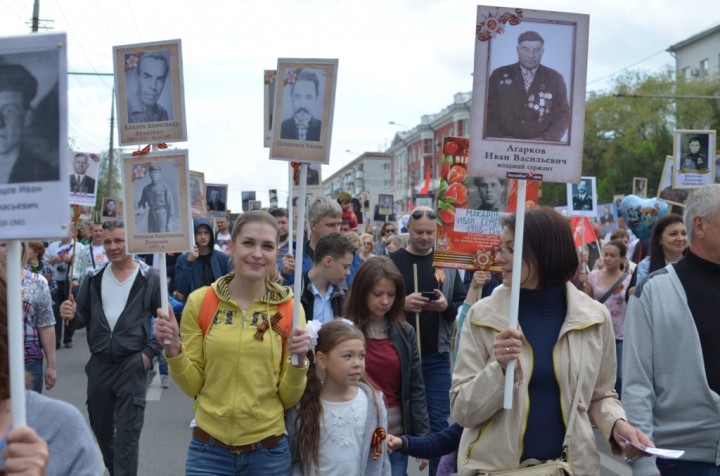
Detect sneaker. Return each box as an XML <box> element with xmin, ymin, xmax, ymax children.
<box><xmin>64</xmin><ymin>342</ymin><xmax>73</xmax><ymax>349</ymax></box>
<box><xmin>161</xmin><ymin>376</ymin><xmax>169</xmax><ymax>389</ymax></box>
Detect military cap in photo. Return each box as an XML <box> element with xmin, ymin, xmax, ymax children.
<box><xmin>0</xmin><ymin>64</ymin><xmax>38</xmax><ymax>107</ymax></box>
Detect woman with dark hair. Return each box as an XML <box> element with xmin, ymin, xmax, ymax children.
<box><xmin>626</xmin><ymin>214</ymin><xmax>687</xmax><ymax>297</ymax></box>
<box><xmin>450</xmin><ymin>207</ymin><xmax>651</xmax><ymax>475</ymax></box>
<box><xmin>584</xmin><ymin>240</ymin><xmax>633</xmax><ymax>398</ymax></box>
<box><xmin>344</xmin><ymin>256</ymin><xmax>430</xmax><ymax>476</ymax></box>
<box><xmin>0</xmin><ymin>268</ymin><xmax>100</xmax><ymax>475</ymax></box>
<box><xmin>374</xmin><ymin>222</ymin><xmax>397</xmax><ymax>257</ymax></box>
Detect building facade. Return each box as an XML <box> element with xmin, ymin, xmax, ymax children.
<box><xmin>668</xmin><ymin>24</ymin><xmax>720</xmax><ymax>80</ymax></box>
<box><xmin>322</xmin><ymin>152</ymin><xmax>392</xmax><ymax>218</ymax></box>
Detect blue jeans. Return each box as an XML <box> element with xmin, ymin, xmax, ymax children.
<box><xmin>185</xmin><ymin>436</ymin><xmax>291</xmax><ymax>475</ymax></box>
<box><xmin>422</xmin><ymin>351</ymin><xmax>451</xmax><ymax>476</ymax></box>
<box><xmin>158</xmin><ymin>353</ymin><xmax>168</xmax><ymax>376</ymax></box>
<box><xmin>657</xmin><ymin>458</ymin><xmax>720</xmax><ymax>475</ymax></box>
<box><xmin>390</xmin><ymin>450</ymin><xmax>409</xmax><ymax>476</ymax></box>
<box><xmin>25</xmin><ymin>358</ymin><xmax>43</xmax><ymax>393</ymax></box>
<box><xmin>615</xmin><ymin>340</ymin><xmax>623</xmax><ymax>399</ymax></box>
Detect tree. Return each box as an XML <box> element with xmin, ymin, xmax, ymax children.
<box><xmin>94</xmin><ymin>150</ymin><xmax>122</xmax><ymax>216</ymax></box>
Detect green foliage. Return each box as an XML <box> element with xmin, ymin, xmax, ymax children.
<box><xmin>94</xmin><ymin>150</ymin><xmax>122</xmax><ymax>215</ymax></box>
<box><xmin>540</xmin><ymin>68</ymin><xmax>720</xmax><ymax>207</ymax></box>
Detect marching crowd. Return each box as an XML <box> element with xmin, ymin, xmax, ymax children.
<box><xmin>1</xmin><ymin>184</ymin><xmax>719</xmax><ymax>476</ymax></box>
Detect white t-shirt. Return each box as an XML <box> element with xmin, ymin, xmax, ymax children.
<box><xmin>101</xmin><ymin>264</ymin><xmax>140</xmax><ymax>332</ymax></box>
<box><xmin>317</xmin><ymin>388</ymin><xmax>368</xmax><ymax>476</ymax></box>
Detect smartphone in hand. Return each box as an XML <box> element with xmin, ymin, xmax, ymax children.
<box><xmin>420</xmin><ymin>291</ymin><xmax>438</xmax><ymax>301</ymax></box>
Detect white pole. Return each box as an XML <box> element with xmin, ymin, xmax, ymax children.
<box><xmin>7</xmin><ymin>240</ymin><xmax>26</xmax><ymax>426</ymax></box>
<box><xmin>159</xmin><ymin>255</ymin><xmax>170</xmax><ymax>344</ymax></box>
<box><xmin>503</xmin><ymin>180</ymin><xmax>527</xmax><ymax>409</ymax></box>
<box><xmin>291</xmin><ymin>164</ymin><xmax>308</xmax><ymax>366</ymax></box>
<box><xmin>287</xmin><ymin>167</ymin><xmax>294</xmax><ymax>253</ymax></box>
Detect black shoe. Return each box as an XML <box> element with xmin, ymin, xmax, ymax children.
<box><xmin>55</xmin><ymin>343</ymin><xmax>61</xmax><ymax>350</ymax></box>
<box><xmin>64</xmin><ymin>342</ymin><xmax>73</xmax><ymax>348</ymax></box>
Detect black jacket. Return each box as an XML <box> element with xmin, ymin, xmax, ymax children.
<box><xmin>389</xmin><ymin>322</ymin><xmax>431</xmax><ymax>436</ymax></box>
<box><xmin>70</xmin><ymin>260</ymin><xmax>162</xmax><ymax>362</ymax></box>
<box><xmin>299</xmin><ymin>270</ymin><xmax>346</xmax><ymax>320</ymax></box>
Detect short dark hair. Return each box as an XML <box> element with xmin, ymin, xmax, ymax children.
<box><xmin>649</xmin><ymin>214</ymin><xmax>685</xmax><ymax>273</ymax></box>
<box><xmin>688</xmin><ymin>135</ymin><xmax>701</xmax><ymax>145</ymax></box>
<box><xmin>344</xmin><ymin>256</ymin><xmax>406</xmax><ymax>330</ymax></box>
<box><xmin>102</xmin><ymin>220</ymin><xmax>124</xmax><ymax>231</ymax></box>
<box><xmin>268</xmin><ymin>208</ymin><xmax>288</xmax><ymax>219</ymax></box>
<box><xmin>314</xmin><ymin>232</ymin><xmax>356</xmax><ymax>264</ymax></box>
<box><xmin>500</xmin><ymin>207</ymin><xmax>578</xmax><ymax>288</ymax></box>
<box><xmin>604</xmin><ymin>239</ymin><xmax>627</xmax><ymax>258</ymax></box>
<box><xmin>291</xmin><ymin>71</ymin><xmax>319</xmax><ymax>97</ymax></box>
<box><xmin>518</xmin><ymin>31</ymin><xmax>544</xmax><ymax>45</ymax></box>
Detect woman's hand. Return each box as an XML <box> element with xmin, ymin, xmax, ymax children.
<box><xmin>2</xmin><ymin>426</ymin><xmax>49</xmax><ymax>476</ymax></box>
<box><xmin>386</xmin><ymin>434</ymin><xmax>402</xmax><ymax>453</ymax></box>
<box><xmin>493</xmin><ymin>327</ymin><xmax>522</xmax><ymax>370</ymax></box>
<box><xmin>612</xmin><ymin>419</ymin><xmax>654</xmax><ymax>459</ymax></box>
<box><xmin>289</xmin><ymin>327</ymin><xmax>311</xmax><ymax>367</ymax></box>
<box><xmin>154</xmin><ymin>305</ymin><xmax>181</xmax><ymax>358</ymax></box>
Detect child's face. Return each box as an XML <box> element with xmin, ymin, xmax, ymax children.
<box><xmin>317</xmin><ymin>338</ymin><xmax>365</xmax><ymax>387</ymax></box>
<box><xmin>341</xmin><ymin>201</ymin><xmax>351</xmax><ymax>211</ymax></box>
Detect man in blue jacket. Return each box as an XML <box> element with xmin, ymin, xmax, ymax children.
<box><xmin>174</xmin><ymin>218</ymin><xmax>230</xmax><ymax>303</ymax></box>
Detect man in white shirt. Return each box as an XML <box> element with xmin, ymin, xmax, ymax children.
<box><xmin>60</xmin><ymin>220</ymin><xmax>162</xmax><ymax>476</ymax></box>
<box><xmin>73</xmin><ymin>222</ymin><xmax>109</xmax><ymax>283</ymax></box>
<box><xmin>45</xmin><ymin>235</ymin><xmax>85</xmax><ymax>349</ymax></box>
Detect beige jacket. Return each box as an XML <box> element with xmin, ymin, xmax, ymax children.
<box><xmin>450</xmin><ymin>283</ymin><xmax>625</xmax><ymax>476</ymax></box>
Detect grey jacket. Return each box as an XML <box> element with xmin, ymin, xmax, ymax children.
<box><xmin>289</xmin><ymin>382</ymin><xmax>391</xmax><ymax>475</ymax></box>
<box><xmin>70</xmin><ymin>260</ymin><xmax>162</xmax><ymax>361</ymax></box>
<box><xmin>389</xmin><ymin>322</ymin><xmax>431</xmax><ymax>437</ymax></box>
<box><xmin>624</xmin><ymin>265</ymin><xmax>720</xmax><ymax>475</ymax></box>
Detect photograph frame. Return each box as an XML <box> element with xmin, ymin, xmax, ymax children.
<box><xmin>263</xmin><ymin>69</ymin><xmax>276</xmax><ymax>148</ymax></box>
<box><xmin>378</xmin><ymin>194</ymin><xmax>394</xmax><ymax>216</ymax></box>
<box><xmin>269</xmin><ymin>58</ymin><xmax>339</xmax><ymax>165</ymax></box>
<box><xmin>414</xmin><ymin>193</ymin><xmax>435</xmax><ymax>209</ymax></box>
<box><xmin>0</xmin><ymin>32</ymin><xmax>69</xmax><ymax>240</ymax></box>
<box><xmin>189</xmin><ymin>170</ymin><xmax>207</xmax><ymax>218</ymax></box>
<box><xmin>469</xmin><ymin>6</ymin><xmax>589</xmax><ymax>184</ymax></box>
<box><xmin>566</xmin><ymin>176</ymin><xmax>597</xmax><ymax>217</ymax></box>
<box><xmin>100</xmin><ymin>197</ymin><xmax>120</xmax><ymax>222</ymax></box>
<box><xmin>632</xmin><ymin>177</ymin><xmax>648</xmax><ymax>198</ymax></box>
<box><xmin>657</xmin><ymin>156</ymin><xmax>691</xmax><ymax>207</ymax></box>
<box><xmin>113</xmin><ymin>39</ymin><xmax>187</xmax><ymax>146</ymax></box>
<box><xmin>121</xmin><ymin>150</ymin><xmax>192</xmax><ymax>254</ymax></box>
<box><xmin>205</xmin><ymin>183</ymin><xmax>228</xmax><ymax>217</ymax></box>
<box><xmin>672</xmin><ymin>129</ymin><xmax>716</xmax><ymax>189</ymax></box>
<box><xmin>69</xmin><ymin>151</ymin><xmax>101</xmax><ymax>207</ymax></box>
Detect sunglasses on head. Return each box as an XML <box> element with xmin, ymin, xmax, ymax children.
<box><xmin>411</xmin><ymin>210</ymin><xmax>437</xmax><ymax>220</ymax></box>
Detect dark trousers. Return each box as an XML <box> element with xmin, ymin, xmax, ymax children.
<box><xmin>86</xmin><ymin>353</ymin><xmax>148</xmax><ymax>476</ymax></box>
<box><xmin>53</xmin><ymin>281</ymin><xmax>74</xmax><ymax>346</ymax></box>
<box><xmin>422</xmin><ymin>351</ymin><xmax>452</xmax><ymax>476</ymax></box>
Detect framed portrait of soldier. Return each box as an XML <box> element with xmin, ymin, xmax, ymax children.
<box><xmin>566</xmin><ymin>176</ymin><xmax>596</xmax><ymax>217</ymax></box>
<box><xmin>189</xmin><ymin>170</ymin><xmax>207</xmax><ymax>218</ymax></box>
<box><xmin>469</xmin><ymin>6</ymin><xmax>589</xmax><ymax>184</ymax></box>
<box><xmin>121</xmin><ymin>150</ymin><xmax>192</xmax><ymax>253</ymax></box>
<box><xmin>100</xmin><ymin>197</ymin><xmax>120</xmax><ymax>221</ymax></box>
<box><xmin>113</xmin><ymin>39</ymin><xmax>187</xmax><ymax>146</ymax></box>
<box><xmin>206</xmin><ymin>183</ymin><xmax>228</xmax><ymax>217</ymax></box>
<box><xmin>263</xmin><ymin>69</ymin><xmax>276</xmax><ymax>148</ymax></box>
<box><xmin>414</xmin><ymin>194</ymin><xmax>435</xmax><ymax>209</ymax></box>
<box><xmin>0</xmin><ymin>32</ymin><xmax>68</xmax><ymax>240</ymax></box>
<box><xmin>632</xmin><ymin>177</ymin><xmax>648</xmax><ymax>198</ymax></box>
<box><xmin>657</xmin><ymin>156</ymin><xmax>690</xmax><ymax>207</ymax></box>
<box><xmin>270</xmin><ymin>58</ymin><xmax>339</xmax><ymax>165</ymax></box>
<box><xmin>249</xmin><ymin>200</ymin><xmax>262</xmax><ymax>211</ymax></box>
<box><xmin>672</xmin><ymin>129</ymin><xmax>716</xmax><ymax>189</ymax></box>
<box><xmin>241</xmin><ymin>191</ymin><xmax>256</xmax><ymax>212</ymax></box>
<box><xmin>269</xmin><ymin>189</ymin><xmax>279</xmax><ymax>208</ymax></box>
<box><xmin>69</xmin><ymin>151</ymin><xmax>100</xmax><ymax>206</ymax></box>
<box><xmin>378</xmin><ymin>194</ymin><xmax>393</xmax><ymax>217</ymax></box>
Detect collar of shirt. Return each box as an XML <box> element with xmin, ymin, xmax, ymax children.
<box><xmin>311</xmin><ymin>281</ymin><xmax>335</xmax><ymax>324</ymax></box>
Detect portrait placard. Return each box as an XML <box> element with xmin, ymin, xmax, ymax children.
<box><xmin>241</xmin><ymin>191</ymin><xmax>256</xmax><ymax>212</ymax></box>
<box><xmin>189</xmin><ymin>170</ymin><xmax>207</xmax><ymax>218</ymax></box>
<box><xmin>249</xmin><ymin>200</ymin><xmax>262</xmax><ymax>211</ymax></box>
<box><xmin>113</xmin><ymin>39</ymin><xmax>187</xmax><ymax>146</ymax></box>
<box><xmin>121</xmin><ymin>151</ymin><xmax>192</xmax><ymax>253</ymax></box>
<box><xmin>378</xmin><ymin>194</ymin><xmax>394</xmax><ymax>216</ymax></box>
<box><xmin>672</xmin><ymin>129</ymin><xmax>716</xmax><ymax>189</ymax></box>
<box><xmin>414</xmin><ymin>194</ymin><xmax>434</xmax><ymax>209</ymax></box>
<box><xmin>269</xmin><ymin>189</ymin><xmax>278</xmax><ymax>207</ymax></box>
<box><xmin>469</xmin><ymin>7</ymin><xmax>589</xmax><ymax>184</ymax></box>
<box><xmin>205</xmin><ymin>183</ymin><xmax>228</xmax><ymax>217</ymax></box>
<box><xmin>657</xmin><ymin>156</ymin><xmax>690</xmax><ymax>207</ymax></box>
<box><xmin>0</xmin><ymin>32</ymin><xmax>68</xmax><ymax>240</ymax></box>
<box><xmin>632</xmin><ymin>177</ymin><xmax>648</xmax><ymax>198</ymax></box>
<box><xmin>566</xmin><ymin>176</ymin><xmax>597</xmax><ymax>217</ymax></box>
<box><xmin>263</xmin><ymin>70</ymin><xmax>276</xmax><ymax>148</ymax></box>
<box><xmin>100</xmin><ymin>197</ymin><xmax>120</xmax><ymax>221</ymax></box>
<box><xmin>270</xmin><ymin>58</ymin><xmax>339</xmax><ymax>164</ymax></box>
<box><xmin>69</xmin><ymin>151</ymin><xmax>100</xmax><ymax>206</ymax></box>
<box><xmin>598</xmin><ymin>202</ymin><xmax>618</xmax><ymax>237</ymax></box>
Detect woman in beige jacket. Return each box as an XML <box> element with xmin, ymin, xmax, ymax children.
<box><xmin>450</xmin><ymin>208</ymin><xmax>651</xmax><ymax>476</ymax></box>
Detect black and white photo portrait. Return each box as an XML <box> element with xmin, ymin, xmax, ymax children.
<box><xmin>566</xmin><ymin>176</ymin><xmax>597</xmax><ymax>217</ymax></box>
<box><xmin>673</xmin><ymin>129</ymin><xmax>716</xmax><ymax>190</ymax></box>
<box><xmin>633</xmin><ymin>177</ymin><xmax>647</xmax><ymax>198</ymax></box>
<box><xmin>125</xmin><ymin>50</ymin><xmax>173</xmax><ymax>124</ymax></box>
<box><xmin>469</xmin><ymin>176</ymin><xmax>507</xmax><ymax>212</ymax></box>
<box><xmin>102</xmin><ymin>197</ymin><xmax>118</xmax><ymax>218</ymax></box>
<box><xmin>279</xmin><ymin>69</ymin><xmax>324</xmax><ymax>142</ymax></box>
<box><xmin>134</xmin><ymin>163</ymin><xmax>178</xmax><ymax>233</ymax></box>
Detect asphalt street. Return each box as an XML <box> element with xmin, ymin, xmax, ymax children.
<box><xmin>47</xmin><ymin>329</ymin><xmax>631</xmax><ymax>476</ymax></box>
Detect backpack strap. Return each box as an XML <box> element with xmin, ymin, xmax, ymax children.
<box><xmin>199</xmin><ymin>287</ymin><xmax>220</xmax><ymax>337</ymax></box>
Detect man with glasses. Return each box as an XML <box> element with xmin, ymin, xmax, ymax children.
<box><xmin>60</xmin><ymin>220</ymin><xmax>162</xmax><ymax>476</ymax></box>
<box><xmin>0</xmin><ymin>63</ymin><xmax>59</xmax><ymax>184</ymax></box>
<box><xmin>389</xmin><ymin>206</ymin><xmax>466</xmax><ymax>476</ymax></box>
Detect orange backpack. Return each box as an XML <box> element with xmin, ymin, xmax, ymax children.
<box><xmin>198</xmin><ymin>287</ymin><xmax>294</xmax><ymax>354</ymax></box>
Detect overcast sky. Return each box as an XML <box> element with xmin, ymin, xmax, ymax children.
<box><xmin>1</xmin><ymin>0</ymin><xmax>718</xmax><ymax>211</ymax></box>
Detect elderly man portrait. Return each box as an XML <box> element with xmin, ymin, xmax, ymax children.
<box><xmin>485</xmin><ymin>31</ymin><xmax>570</xmax><ymax>142</ymax></box>
<box><xmin>127</xmin><ymin>52</ymin><xmax>171</xmax><ymax>124</ymax></box>
<box><xmin>280</xmin><ymin>70</ymin><xmax>322</xmax><ymax>141</ymax></box>
<box><xmin>0</xmin><ymin>63</ymin><xmax>59</xmax><ymax>183</ymax></box>
<box><xmin>206</xmin><ymin>188</ymin><xmax>226</xmax><ymax>211</ymax></box>
<box><xmin>572</xmin><ymin>179</ymin><xmax>593</xmax><ymax>211</ymax></box>
<box><xmin>70</xmin><ymin>153</ymin><xmax>96</xmax><ymax>193</ymax></box>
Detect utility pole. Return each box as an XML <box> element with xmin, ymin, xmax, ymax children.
<box><xmin>31</xmin><ymin>0</ymin><xmax>39</xmax><ymax>32</ymax></box>
<box><xmin>108</xmin><ymin>88</ymin><xmax>116</xmax><ymax>199</ymax></box>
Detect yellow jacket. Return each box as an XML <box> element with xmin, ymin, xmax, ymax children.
<box><xmin>166</xmin><ymin>274</ymin><xmax>307</xmax><ymax>445</ymax></box>
<box><xmin>450</xmin><ymin>283</ymin><xmax>625</xmax><ymax>476</ymax></box>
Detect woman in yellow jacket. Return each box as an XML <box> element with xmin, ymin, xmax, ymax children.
<box><xmin>450</xmin><ymin>208</ymin><xmax>651</xmax><ymax>476</ymax></box>
<box><xmin>155</xmin><ymin>211</ymin><xmax>311</xmax><ymax>475</ymax></box>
